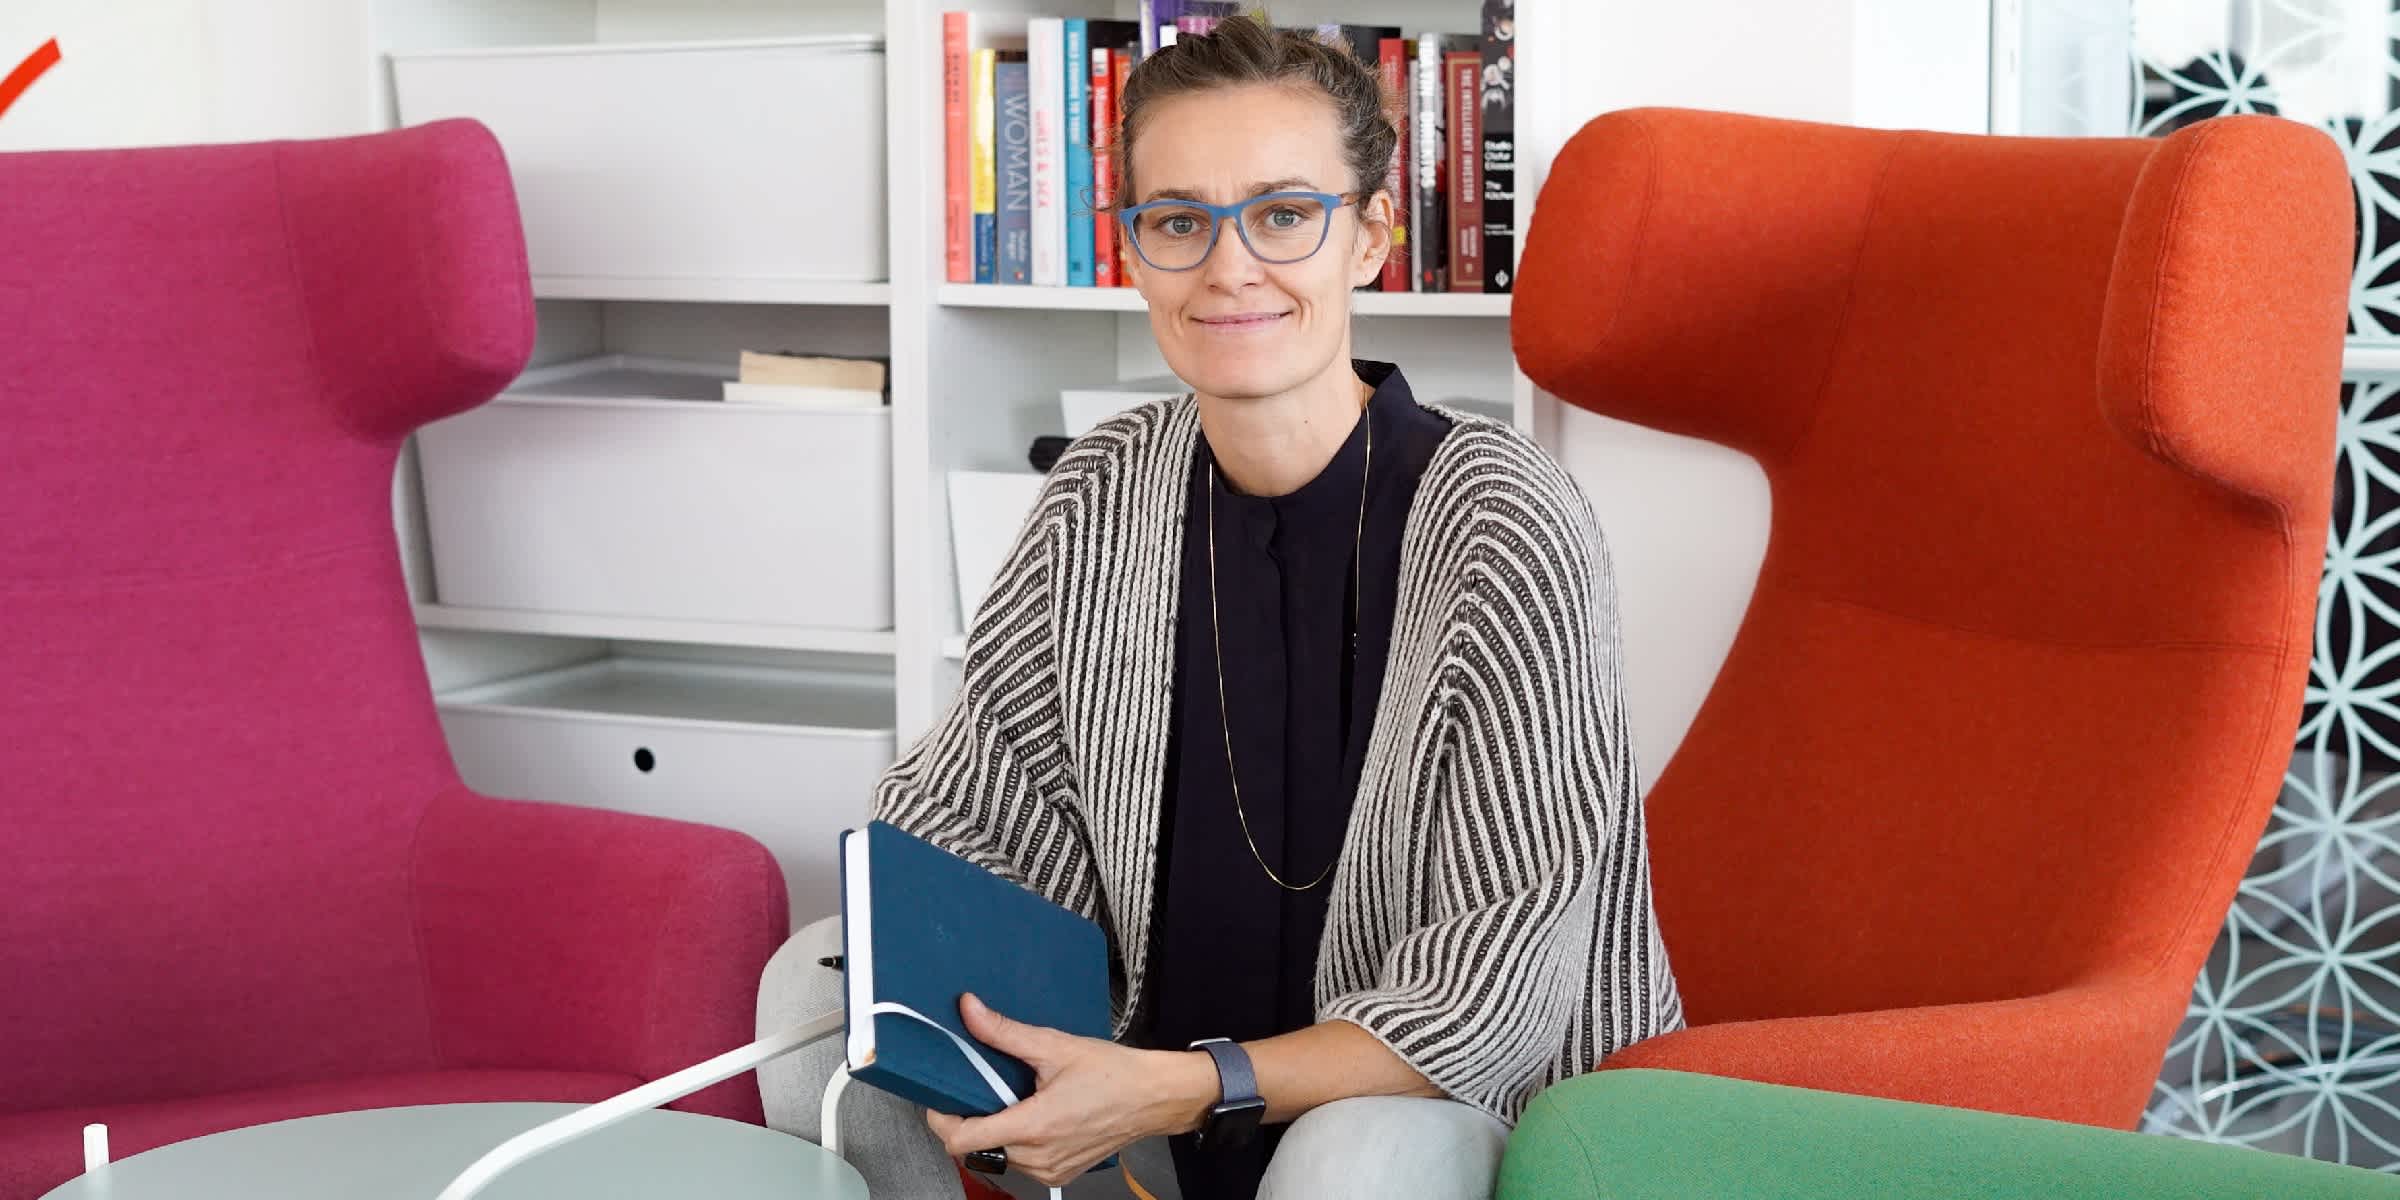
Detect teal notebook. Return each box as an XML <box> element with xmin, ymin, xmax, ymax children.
<box><xmin>838</xmin><ymin>821</ymin><xmax>1112</xmax><ymax>1116</ymax></box>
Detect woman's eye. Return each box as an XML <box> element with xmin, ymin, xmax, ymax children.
<box><xmin>1264</xmin><ymin>206</ymin><xmax>1305</xmax><ymax>229</ymax></box>
<box><xmin>1159</xmin><ymin>214</ymin><xmax>1201</xmax><ymax>237</ymax></box>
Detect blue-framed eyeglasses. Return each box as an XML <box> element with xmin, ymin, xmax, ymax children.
<box><xmin>1115</xmin><ymin>190</ymin><xmax>1362</xmax><ymax>272</ymax></box>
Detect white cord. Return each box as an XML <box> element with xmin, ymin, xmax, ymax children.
<box><xmin>861</xmin><ymin>1001</ymin><xmax>1064</xmax><ymax>1200</ymax></box>
<box><xmin>433</xmin><ymin>1007</ymin><xmax>845</xmax><ymax>1200</ymax></box>
<box><xmin>434</xmin><ymin>1001</ymin><xmax>1064</xmax><ymax>1200</ymax></box>
<box><xmin>820</xmin><ymin>1067</ymin><xmax>853</xmax><ymax>1159</ymax></box>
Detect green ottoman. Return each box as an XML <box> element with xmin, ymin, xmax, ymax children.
<box><xmin>1498</xmin><ymin>1069</ymin><xmax>2397</xmax><ymax>1198</ymax></box>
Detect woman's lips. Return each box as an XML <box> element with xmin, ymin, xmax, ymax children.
<box><xmin>1192</xmin><ymin>311</ymin><xmax>1291</xmax><ymax>331</ymax></box>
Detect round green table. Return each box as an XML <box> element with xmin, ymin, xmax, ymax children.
<box><xmin>39</xmin><ymin>1103</ymin><xmax>867</xmax><ymax>1199</ymax></box>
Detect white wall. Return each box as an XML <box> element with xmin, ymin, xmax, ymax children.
<box><xmin>1525</xmin><ymin>0</ymin><xmax>1990</xmax><ymax>793</ymax></box>
<box><xmin>0</xmin><ymin>0</ymin><xmax>374</xmax><ymax>152</ymax></box>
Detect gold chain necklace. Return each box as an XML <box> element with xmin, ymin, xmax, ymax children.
<box><xmin>1203</xmin><ymin>409</ymin><xmax>1370</xmax><ymax>892</ymax></box>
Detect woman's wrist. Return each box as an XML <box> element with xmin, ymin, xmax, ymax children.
<box><xmin>1142</xmin><ymin>1048</ymin><xmax>1224</xmax><ymax>1136</ymax></box>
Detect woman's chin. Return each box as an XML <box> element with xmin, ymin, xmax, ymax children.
<box><xmin>1176</xmin><ymin>343</ymin><xmax>1320</xmax><ymax>400</ymax></box>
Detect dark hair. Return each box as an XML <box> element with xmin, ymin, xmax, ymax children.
<box><xmin>1109</xmin><ymin>13</ymin><xmax>1399</xmax><ymax>221</ymax></box>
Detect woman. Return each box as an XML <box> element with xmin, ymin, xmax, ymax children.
<box><xmin>760</xmin><ymin>17</ymin><xmax>1682</xmax><ymax>1200</ymax></box>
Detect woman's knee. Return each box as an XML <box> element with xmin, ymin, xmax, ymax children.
<box><xmin>1257</xmin><ymin>1096</ymin><xmax>1509</xmax><ymax>1200</ymax></box>
<box><xmin>755</xmin><ymin>913</ymin><xmax>847</xmax><ymax>1139</ymax></box>
<box><xmin>758</xmin><ymin>913</ymin><xmax>844</xmax><ymax>1023</ymax></box>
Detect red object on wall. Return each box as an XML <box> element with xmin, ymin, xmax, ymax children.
<box><xmin>0</xmin><ymin>37</ymin><xmax>62</xmax><ymax>122</ymax></box>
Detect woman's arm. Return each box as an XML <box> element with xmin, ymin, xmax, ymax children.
<box><xmin>925</xmin><ymin>1004</ymin><xmax>1438</xmax><ymax>1187</ymax></box>
<box><xmin>1314</xmin><ymin>452</ymin><xmax>1656</xmax><ymax>1121</ymax></box>
<box><xmin>1189</xmin><ymin>1018</ymin><xmax>1442</xmax><ymax>1124</ymax></box>
<box><xmin>870</xmin><ymin>472</ymin><xmax>1082</xmax><ymax>898</ymax></box>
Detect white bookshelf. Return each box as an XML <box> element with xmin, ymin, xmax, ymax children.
<box><xmin>363</xmin><ymin>0</ymin><xmax>1545</xmax><ymax>744</ymax></box>
<box><xmin>414</xmin><ymin>603</ymin><xmax>901</xmax><ymax>656</ymax></box>
<box><xmin>532</xmin><ymin>277</ymin><xmax>896</xmax><ymax>306</ymax></box>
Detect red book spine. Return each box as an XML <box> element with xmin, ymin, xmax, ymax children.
<box><xmin>944</xmin><ymin>12</ymin><xmax>972</xmax><ymax>283</ymax></box>
<box><xmin>1377</xmin><ymin>37</ymin><xmax>1408</xmax><ymax>293</ymax></box>
<box><xmin>1112</xmin><ymin>51</ymin><xmax>1133</xmax><ymax>284</ymax></box>
<box><xmin>1446</xmin><ymin>52</ymin><xmax>1482</xmax><ymax>292</ymax></box>
<box><xmin>1092</xmin><ymin>48</ymin><xmax>1119</xmax><ymax>288</ymax></box>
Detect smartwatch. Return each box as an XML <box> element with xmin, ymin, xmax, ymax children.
<box><xmin>1188</xmin><ymin>1037</ymin><xmax>1265</xmax><ymax>1150</ymax></box>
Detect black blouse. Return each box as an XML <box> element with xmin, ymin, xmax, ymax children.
<box><xmin>1142</xmin><ymin>360</ymin><xmax>1453</xmax><ymax>1199</ymax></box>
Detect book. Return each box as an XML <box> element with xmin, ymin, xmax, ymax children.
<box><xmin>1083</xmin><ymin>20</ymin><xmax>1140</xmax><ymax>288</ymax></box>
<box><xmin>736</xmin><ymin>351</ymin><xmax>887</xmax><ymax>391</ymax></box>
<box><xmin>943</xmin><ymin>13</ymin><xmax>1028</xmax><ymax>285</ymax></box>
<box><xmin>1313</xmin><ymin>23</ymin><xmax>1398</xmax><ymax>68</ymax></box>
<box><xmin>840</xmin><ymin>821</ymin><xmax>1111</xmax><ymax>1117</ymax></box>
<box><xmin>1150</xmin><ymin>1</ymin><xmax>1235</xmax><ymax>51</ymax></box>
<box><xmin>1111</xmin><ymin>51</ymin><xmax>1132</xmax><ymax>283</ymax></box>
<box><xmin>1446</xmin><ymin>50</ymin><xmax>1482</xmax><ymax>293</ymax></box>
<box><xmin>1413</xmin><ymin>35</ymin><xmax>1467</xmax><ymax>291</ymax></box>
<box><xmin>1028</xmin><ymin>18</ymin><xmax>1067</xmax><ymax>286</ymax></box>
<box><xmin>971</xmin><ymin>47</ymin><xmax>1000</xmax><ymax>284</ymax></box>
<box><xmin>1377</xmin><ymin>36</ymin><xmax>1410</xmax><ymax>292</ymax></box>
<box><xmin>1064</xmin><ymin>19</ymin><xmax>1094</xmax><ymax>287</ymax></box>
<box><xmin>997</xmin><ymin>53</ymin><xmax>1032</xmax><ymax>285</ymax></box>
<box><xmin>943</xmin><ymin>13</ymin><xmax>972</xmax><ymax>284</ymax></box>
<box><xmin>1091</xmin><ymin>46</ymin><xmax>1119</xmax><ymax>288</ymax></box>
<box><xmin>1481</xmin><ymin>0</ymin><xmax>1516</xmax><ymax>293</ymax></box>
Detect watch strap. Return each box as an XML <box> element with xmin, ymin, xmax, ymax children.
<box><xmin>1190</xmin><ymin>1037</ymin><xmax>1259</xmax><ymax>1106</ymax></box>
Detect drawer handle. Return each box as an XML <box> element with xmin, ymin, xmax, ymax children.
<box><xmin>633</xmin><ymin>747</ymin><xmax>657</xmax><ymax>774</ymax></box>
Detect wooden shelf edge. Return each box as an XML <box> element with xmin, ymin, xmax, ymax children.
<box><xmin>414</xmin><ymin>603</ymin><xmax>897</xmax><ymax>655</ymax></box>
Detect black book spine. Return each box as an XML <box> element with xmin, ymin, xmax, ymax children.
<box><xmin>1481</xmin><ymin>0</ymin><xmax>1515</xmax><ymax>293</ymax></box>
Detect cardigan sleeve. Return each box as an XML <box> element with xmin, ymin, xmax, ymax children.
<box><xmin>1319</xmin><ymin>459</ymin><xmax>1655</xmax><ymax>1122</ymax></box>
<box><xmin>868</xmin><ymin>474</ymin><xmax>1092</xmax><ymax>913</ymax></box>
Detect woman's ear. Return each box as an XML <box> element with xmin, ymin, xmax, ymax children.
<box><xmin>1352</xmin><ymin>189</ymin><xmax>1396</xmax><ymax>289</ymax></box>
<box><xmin>1118</xmin><ymin>220</ymin><xmax>1143</xmax><ymax>290</ymax></box>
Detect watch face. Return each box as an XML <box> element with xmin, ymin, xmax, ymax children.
<box><xmin>1202</xmin><ymin>1096</ymin><xmax>1268</xmax><ymax>1149</ymax></box>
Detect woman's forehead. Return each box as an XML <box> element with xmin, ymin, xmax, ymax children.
<box><xmin>1131</xmin><ymin>86</ymin><xmax>1347</xmax><ymax>199</ymax></box>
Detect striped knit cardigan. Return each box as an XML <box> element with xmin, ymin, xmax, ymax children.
<box><xmin>873</xmin><ymin>394</ymin><xmax>1685</xmax><ymax>1122</ymax></box>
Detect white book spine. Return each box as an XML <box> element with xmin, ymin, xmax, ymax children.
<box><xmin>1028</xmin><ymin>18</ymin><xmax>1067</xmax><ymax>287</ymax></box>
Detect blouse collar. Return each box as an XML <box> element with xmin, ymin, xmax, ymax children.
<box><xmin>1205</xmin><ymin>360</ymin><xmax>1415</xmax><ymax>528</ymax></box>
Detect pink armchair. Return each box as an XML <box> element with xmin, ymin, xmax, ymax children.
<box><xmin>0</xmin><ymin>120</ymin><xmax>789</xmax><ymax>1199</ymax></box>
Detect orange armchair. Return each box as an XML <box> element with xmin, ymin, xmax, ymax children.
<box><xmin>1512</xmin><ymin>107</ymin><xmax>2352</xmax><ymax>1129</ymax></box>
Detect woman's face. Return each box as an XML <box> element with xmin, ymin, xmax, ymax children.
<box><xmin>1123</xmin><ymin>83</ymin><xmax>1392</xmax><ymax>402</ymax></box>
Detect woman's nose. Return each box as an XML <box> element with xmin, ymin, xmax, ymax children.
<box><xmin>1199</xmin><ymin>220</ymin><xmax>1266</xmax><ymax>287</ymax></box>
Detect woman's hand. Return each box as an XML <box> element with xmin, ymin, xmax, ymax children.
<box><xmin>924</xmin><ymin>992</ymin><xmax>1217</xmax><ymax>1188</ymax></box>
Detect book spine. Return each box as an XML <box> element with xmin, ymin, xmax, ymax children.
<box><xmin>1112</xmin><ymin>51</ymin><xmax>1133</xmax><ymax>284</ymax></box>
<box><xmin>1064</xmin><ymin>19</ymin><xmax>1094</xmax><ymax>286</ymax></box>
<box><xmin>1412</xmin><ymin>34</ymin><xmax>1447</xmax><ymax>293</ymax></box>
<box><xmin>1482</xmin><ymin>0</ymin><xmax>1515</xmax><ymax>293</ymax></box>
<box><xmin>1446</xmin><ymin>52</ymin><xmax>1481</xmax><ymax>293</ymax></box>
<box><xmin>1028</xmin><ymin>18</ymin><xmax>1066</xmax><ymax>287</ymax></box>
<box><xmin>1152</xmin><ymin>0</ymin><xmax>1181</xmax><ymax>52</ymax></box>
<box><xmin>972</xmin><ymin>48</ymin><xmax>1000</xmax><ymax>285</ymax></box>
<box><xmin>1377</xmin><ymin>37</ymin><xmax>1408</xmax><ymax>293</ymax></box>
<box><xmin>943</xmin><ymin>12</ymin><xmax>972</xmax><ymax>284</ymax></box>
<box><xmin>998</xmin><ymin>58</ymin><xmax>1032</xmax><ymax>286</ymax></box>
<box><xmin>1091</xmin><ymin>47</ymin><xmax>1118</xmax><ymax>288</ymax></box>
